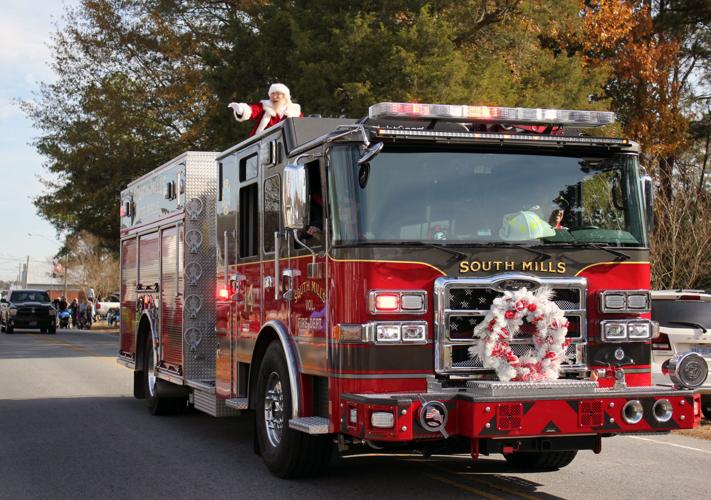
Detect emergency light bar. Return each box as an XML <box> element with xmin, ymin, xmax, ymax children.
<box><xmin>369</xmin><ymin>102</ymin><xmax>616</xmax><ymax>128</ymax></box>
<box><xmin>374</xmin><ymin>128</ymin><xmax>631</xmax><ymax>146</ymax></box>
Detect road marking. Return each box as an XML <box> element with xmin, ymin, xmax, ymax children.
<box><xmin>28</xmin><ymin>334</ymin><xmax>118</xmax><ymax>365</ymax></box>
<box><xmin>411</xmin><ymin>460</ymin><xmax>539</xmax><ymax>500</ymax></box>
<box><xmin>424</xmin><ymin>473</ymin><xmax>504</xmax><ymax>499</ymax></box>
<box><xmin>626</xmin><ymin>435</ymin><xmax>711</xmax><ymax>455</ymax></box>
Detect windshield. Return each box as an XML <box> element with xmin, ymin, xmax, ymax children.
<box><xmin>10</xmin><ymin>291</ymin><xmax>51</xmax><ymax>303</ymax></box>
<box><xmin>328</xmin><ymin>145</ymin><xmax>646</xmax><ymax>247</ymax></box>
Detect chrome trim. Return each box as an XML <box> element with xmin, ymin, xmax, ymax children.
<box><xmin>330</xmin><ymin>373</ymin><xmax>427</xmax><ymax>379</ymax></box>
<box><xmin>261</xmin><ymin>320</ymin><xmax>302</xmax><ymax>419</ymax></box>
<box><xmin>157</xmin><ymin>369</ymin><xmax>184</xmax><ymax>385</ymax></box>
<box><xmin>116</xmin><ymin>357</ymin><xmax>136</xmax><ymax>369</ymax></box>
<box><xmin>622</xmin><ymin>399</ymin><xmax>644</xmax><ymax>424</ymax></box>
<box><xmin>599</xmin><ymin>290</ymin><xmax>651</xmax><ymax>313</ymax></box>
<box><xmin>652</xmin><ymin>399</ymin><xmax>673</xmax><ymax>423</ymax></box>
<box><xmin>434</xmin><ymin>274</ymin><xmax>588</xmax><ymax>375</ymax></box>
<box><xmin>368</xmin><ymin>290</ymin><xmax>427</xmax><ymax>314</ymax></box>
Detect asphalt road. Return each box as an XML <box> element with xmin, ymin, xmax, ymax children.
<box><xmin>1</xmin><ymin>329</ymin><xmax>710</xmax><ymax>499</ymax></box>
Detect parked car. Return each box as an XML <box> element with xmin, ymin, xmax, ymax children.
<box><xmin>651</xmin><ymin>290</ymin><xmax>711</xmax><ymax>419</ymax></box>
<box><xmin>0</xmin><ymin>289</ymin><xmax>57</xmax><ymax>334</ymax></box>
<box><xmin>95</xmin><ymin>293</ymin><xmax>120</xmax><ymax>320</ymax></box>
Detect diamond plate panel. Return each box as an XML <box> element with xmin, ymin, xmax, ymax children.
<box><xmin>465</xmin><ymin>379</ymin><xmax>598</xmax><ymax>397</ymax></box>
<box><xmin>182</xmin><ymin>152</ymin><xmax>219</xmax><ymax>383</ymax></box>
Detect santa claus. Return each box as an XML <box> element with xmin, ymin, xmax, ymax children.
<box><xmin>228</xmin><ymin>83</ymin><xmax>302</xmax><ymax>136</ymax></box>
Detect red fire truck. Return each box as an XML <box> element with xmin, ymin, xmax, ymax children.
<box><xmin>119</xmin><ymin>103</ymin><xmax>707</xmax><ymax>478</ymax></box>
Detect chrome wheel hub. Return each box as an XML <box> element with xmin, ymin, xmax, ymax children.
<box><xmin>264</xmin><ymin>371</ymin><xmax>285</xmax><ymax>447</ymax></box>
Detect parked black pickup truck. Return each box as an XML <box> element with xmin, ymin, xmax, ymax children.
<box><xmin>0</xmin><ymin>289</ymin><xmax>57</xmax><ymax>334</ymax></box>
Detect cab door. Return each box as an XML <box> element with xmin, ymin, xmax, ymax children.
<box><xmin>286</xmin><ymin>159</ymin><xmax>329</xmax><ymax>376</ymax></box>
<box><xmin>233</xmin><ymin>148</ymin><xmax>262</xmax><ymax>395</ymax></box>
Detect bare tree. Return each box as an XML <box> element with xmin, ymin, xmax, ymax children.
<box><xmin>65</xmin><ymin>232</ymin><xmax>119</xmax><ymax>299</ymax></box>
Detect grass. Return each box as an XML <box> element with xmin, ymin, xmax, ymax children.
<box><xmin>675</xmin><ymin>418</ymin><xmax>711</xmax><ymax>440</ymax></box>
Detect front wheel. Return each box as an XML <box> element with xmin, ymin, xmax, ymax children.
<box><xmin>255</xmin><ymin>342</ymin><xmax>332</xmax><ymax>477</ymax></box>
<box><xmin>504</xmin><ymin>450</ymin><xmax>578</xmax><ymax>470</ymax></box>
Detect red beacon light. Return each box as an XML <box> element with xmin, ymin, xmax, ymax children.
<box><xmin>369</xmin><ymin>102</ymin><xmax>616</xmax><ymax>128</ymax></box>
<box><xmin>218</xmin><ymin>287</ymin><xmax>230</xmax><ymax>300</ymax></box>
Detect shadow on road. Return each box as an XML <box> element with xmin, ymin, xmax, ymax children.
<box><xmin>0</xmin><ymin>395</ymin><xmax>564</xmax><ymax>499</ymax></box>
<box><xmin>0</xmin><ymin>330</ymin><xmax>117</xmax><ymax>359</ymax></box>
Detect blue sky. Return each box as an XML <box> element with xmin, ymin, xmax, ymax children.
<box><xmin>0</xmin><ymin>0</ymin><xmax>77</xmax><ymax>282</ymax></box>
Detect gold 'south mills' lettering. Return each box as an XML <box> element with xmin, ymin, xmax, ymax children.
<box><xmin>459</xmin><ymin>260</ymin><xmax>566</xmax><ymax>274</ymax></box>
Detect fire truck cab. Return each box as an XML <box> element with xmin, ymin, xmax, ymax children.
<box><xmin>119</xmin><ymin>103</ymin><xmax>706</xmax><ymax>478</ymax></box>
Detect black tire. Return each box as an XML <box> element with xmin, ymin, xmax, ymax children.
<box><xmin>6</xmin><ymin>324</ymin><xmax>13</xmax><ymax>334</ymax></box>
<box><xmin>40</xmin><ymin>327</ymin><xmax>47</xmax><ymax>334</ymax></box>
<box><xmin>504</xmin><ymin>450</ymin><xmax>578</xmax><ymax>470</ymax></box>
<box><xmin>255</xmin><ymin>342</ymin><xmax>332</xmax><ymax>478</ymax></box>
<box><xmin>702</xmin><ymin>403</ymin><xmax>711</xmax><ymax>421</ymax></box>
<box><xmin>142</xmin><ymin>334</ymin><xmax>187</xmax><ymax>415</ymax></box>
<box><xmin>48</xmin><ymin>325</ymin><xmax>57</xmax><ymax>334</ymax></box>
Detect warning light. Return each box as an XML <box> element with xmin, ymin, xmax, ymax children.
<box><xmin>218</xmin><ymin>288</ymin><xmax>229</xmax><ymax>299</ymax></box>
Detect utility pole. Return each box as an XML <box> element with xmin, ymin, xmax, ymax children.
<box><xmin>63</xmin><ymin>254</ymin><xmax>68</xmax><ymax>298</ymax></box>
<box><xmin>22</xmin><ymin>256</ymin><xmax>29</xmax><ymax>288</ymax></box>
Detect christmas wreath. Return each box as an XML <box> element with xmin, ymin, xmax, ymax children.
<box><xmin>469</xmin><ymin>287</ymin><xmax>571</xmax><ymax>382</ymax></box>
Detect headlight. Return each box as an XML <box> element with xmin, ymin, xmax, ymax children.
<box><xmin>369</xmin><ymin>321</ymin><xmax>428</xmax><ymax>344</ymax></box>
<box><xmin>601</xmin><ymin>320</ymin><xmax>654</xmax><ymax>342</ymax></box>
<box><xmin>601</xmin><ymin>321</ymin><xmax>627</xmax><ymax>341</ymax></box>
<box><xmin>668</xmin><ymin>352</ymin><xmax>709</xmax><ymax>389</ymax></box>
<box><xmin>8</xmin><ymin>307</ymin><xmax>17</xmax><ymax>317</ymax></box>
<box><xmin>370</xmin><ymin>411</ymin><xmax>394</xmax><ymax>428</ymax></box>
<box><xmin>600</xmin><ymin>290</ymin><xmax>651</xmax><ymax>313</ymax></box>
<box><xmin>627</xmin><ymin>321</ymin><xmax>651</xmax><ymax>340</ymax></box>
<box><xmin>375</xmin><ymin>324</ymin><xmax>401</xmax><ymax>342</ymax></box>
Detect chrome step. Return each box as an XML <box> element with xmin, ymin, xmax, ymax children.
<box><xmin>289</xmin><ymin>416</ymin><xmax>330</xmax><ymax>434</ymax></box>
<box><xmin>225</xmin><ymin>397</ymin><xmax>248</xmax><ymax>410</ymax></box>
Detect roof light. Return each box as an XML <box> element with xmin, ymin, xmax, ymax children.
<box><xmin>369</xmin><ymin>102</ymin><xmax>616</xmax><ymax>128</ymax></box>
<box><xmin>218</xmin><ymin>287</ymin><xmax>229</xmax><ymax>299</ymax></box>
<box><xmin>374</xmin><ymin>128</ymin><xmax>630</xmax><ymax>146</ymax></box>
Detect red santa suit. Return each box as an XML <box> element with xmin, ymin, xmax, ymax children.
<box><xmin>228</xmin><ymin>84</ymin><xmax>302</xmax><ymax>136</ymax></box>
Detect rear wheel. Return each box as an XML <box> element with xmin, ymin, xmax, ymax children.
<box><xmin>48</xmin><ymin>325</ymin><xmax>56</xmax><ymax>334</ymax></box>
<box><xmin>40</xmin><ymin>327</ymin><xmax>47</xmax><ymax>334</ymax></box>
<box><xmin>504</xmin><ymin>450</ymin><xmax>578</xmax><ymax>470</ymax></box>
<box><xmin>701</xmin><ymin>397</ymin><xmax>711</xmax><ymax>421</ymax></box>
<box><xmin>255</xmin><ymin>342</ymin><xmax>332</xmax><ymax>477</ymax></box>
<box><xmin>142</xmin><ymin>334</ymin><xmax>186</xmax><ymax>415</ymax></box>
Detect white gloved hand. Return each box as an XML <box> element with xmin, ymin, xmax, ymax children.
<box><xmin>228</xmin><ymin>102</ymin><xmax>251</xmax><ymax>121</ymax></box>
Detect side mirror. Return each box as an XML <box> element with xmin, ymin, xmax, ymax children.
<box><xmin>0</xmin><ymin>298</ymin><xmax>7</xmax><ymax>304</ymax></box>
<box><xmin>642</xmin><ymin>174</ymin><xmax>654</xmax><ymax>234</ymax></box>
<box><xmin>282</xmin><ymin>162</ymin><xmax>309</xmax><ymax>230</ymax></box>
<box><xmin>358</xmin><ymin>142</ymin><xmax>384</xmax><ymax>165</ymax></box>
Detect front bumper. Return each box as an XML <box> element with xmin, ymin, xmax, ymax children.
<box><xmin>9</xmin><ymin>318</ymin><xmax>55</xmax><ymax>329</ymax></box>
<box><xmin>339</xmin><ymin>381</ymin><xmax>700</xmax><ymax>442</ymax></box>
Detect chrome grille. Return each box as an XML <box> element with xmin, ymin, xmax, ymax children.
<box><xmin>434</xmin><ymin>274</ymin><xmax>587</xmax><ymax>374</ymax></box>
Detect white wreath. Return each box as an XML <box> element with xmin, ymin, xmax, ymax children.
<box><xmin>468</xmin><ymin>287</ymin><xmax>571</xmax><ymax>382</ymax></box>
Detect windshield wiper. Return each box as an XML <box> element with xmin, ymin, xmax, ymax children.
<box><xmin>474</xmin><ymin>242</ymin><xmax>552</xmax><ymax>259</ymax></box>
<box><xmin>564</xmin><ymin>242</ymin><xmax>631</xmax><ymax>261</ymax></box>
<box><xmin>335</xmin><ymin>240</ymin><xmax>468</xmax><ymax>261</ymax></box>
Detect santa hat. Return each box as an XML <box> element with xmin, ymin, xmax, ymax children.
<box><xmin>268</xmin><ymin>83</ymin><xmax>291</xmax><ymax>99</ymax></box>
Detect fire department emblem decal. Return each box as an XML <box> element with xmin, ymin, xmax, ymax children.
<box><xmin>186</xmin><ymin>230</ymin><xmax>203</xmax><ymax>253</ymax></box>
<box><xmin>185</xmin><ymin>262</ymin><xmax>203</xmax><ymax>286</ymax></box>
<box><xmin>186</xmin><ymin>197</ymin><xmax>203</xmax><ymax>220</ymax></box>
<box><xmin>185</xmin><ymin>295</ymin><xmax>202</xmax><ymax>318</ymax></box>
